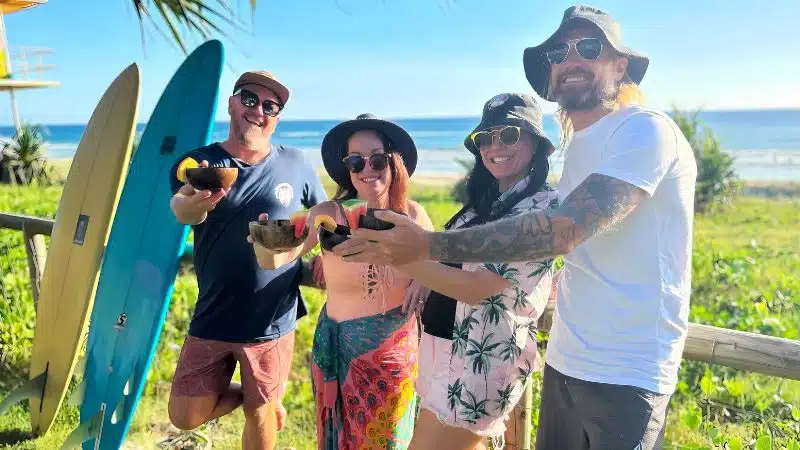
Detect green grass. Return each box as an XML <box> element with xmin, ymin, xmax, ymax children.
<box><xmin>1</xmin><ymin>183</ymin><xmax>800</xmax><ymax>449</ymax></box>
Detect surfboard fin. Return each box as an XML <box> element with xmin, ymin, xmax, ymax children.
<box><xmin>60</xmin><ymin>408</ymin><xmax>104</xmax><ymax>450</ymax></box>
<box><xmin>123</xmin><ymin>375</ymin><xmax>133</xmax><ymax>396</ymax></box>
<box><xmin>111</xmin><ymin>375</ymin><xmax>134</xmax><ymax>425</ymax></box>
<box><xmin>0</xmin><ymin>371</ymin><xmax>47</xmax><ymax>416</ymax></box>
<box><xmin>110</xmin><ymin>399</ymin><xmax>124</xmax><ymax>425</ymax></box>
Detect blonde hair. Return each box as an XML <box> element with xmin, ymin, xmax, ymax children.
<box><xmin>556</xmin><ymin>78</ymin><xmax>645</xmax><ymax>149</ymax></box>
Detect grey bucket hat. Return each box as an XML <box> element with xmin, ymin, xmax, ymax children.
<box><xmin>464</xmin><ymin>93</ymin><xmax>555</xmax><ymax>156</ymax></box>
<box><xmin>522</xmin><ymin>4</ymin><xmax>649</xmax><ymax>101</ymax></box>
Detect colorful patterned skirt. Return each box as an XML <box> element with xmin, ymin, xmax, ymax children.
<box><xmin>311</xmin><ymin>304</ymin><xmax>419</xmax><ymax>450</ymax></box>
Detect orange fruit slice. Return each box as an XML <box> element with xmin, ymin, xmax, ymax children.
<box><xmin>314</xmin><ymin>214</ymin><xmax>337</xmax><ymax>233</ymax></box>
<box><xmin>176</xmin><ymin>157</ymin><xmax>200</xmax><ymax>183</ymax></box>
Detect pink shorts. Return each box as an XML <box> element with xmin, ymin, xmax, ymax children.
<box><xmin>171</xmin><ymin>332</ymin><xmax>295</xmax><ymax>407</ymax></box>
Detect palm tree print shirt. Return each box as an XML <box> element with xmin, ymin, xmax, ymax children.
<box><xmin>425</xmin><ymin>176</ymin><xmax>559</xmax><ymax>430</ymax></box>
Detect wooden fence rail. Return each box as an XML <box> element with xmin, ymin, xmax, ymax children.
<box><xmin>536</xmin><ymin>305</ymin><xmax>800</xmax><ymax>380</ymax></box>
<box><xmin>0</xmin><ymin>212</ymin><xmax>54</xmax><ymax>235</ymax></box>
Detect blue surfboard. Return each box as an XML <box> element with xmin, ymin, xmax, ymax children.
<box><xmin>63</xmin><ymin>40</ymin><xmax>225</xmax><ymax>450</ymax></box>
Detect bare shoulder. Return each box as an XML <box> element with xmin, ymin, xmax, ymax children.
<box><xmin>406</xmin><ymin>200</ymin><xmax>428</xmax><ymax>219</ymax></box>
<box><xmin>407</xmin><ymin>200</ymin><xmax>434</xmax><ymax>230</ymax></box>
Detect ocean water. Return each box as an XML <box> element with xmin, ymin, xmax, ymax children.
<box><xmin>3</xmin><ymin>109</ymin><xmax>800</xmax><ymax>181</ymax></box>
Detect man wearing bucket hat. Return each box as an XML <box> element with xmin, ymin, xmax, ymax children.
<box><xmin>333</xmin><ymin>5</ymin><xmax>697</xmax><ymax>449</ymax></box>
<box><xmin>168</xmin><ymin>70</ymin><xmax>327</xmax><ymax>449</ymax></box>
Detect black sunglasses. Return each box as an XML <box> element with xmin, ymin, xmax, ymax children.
<box><xmin>545</xmin><ymin>37</ymin><xmax>603</xmax><ymax>65</ymax></box>
<box><xmin>234</xmin><ymin>88</ymin><xmax>283</xmax><ymax>117</ymax></box>
<box><xmin>469</xmin><ymin>125</ymin><xmax>521</xmax><ymax>149</ymax></box>
<box><xmin>342</xmin><ymin>152</ymin><xmax>392</xmax><ymax>173</ymax></box>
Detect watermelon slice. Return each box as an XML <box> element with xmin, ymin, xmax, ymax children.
<box><xmin>344</xmin><ymin>201</ymin><xmax>368</xmax><ymax>229</ymax></box>
<box><xmin>289</xmin><ymin>211</ymin><xmax>309</xmax><ymax>238</ymax></box>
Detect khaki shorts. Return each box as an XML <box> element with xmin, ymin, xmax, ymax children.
<box><xmin>171</xmin><ymin>331</ymin><xmax>295</xmax><ymax>407</ymax></box>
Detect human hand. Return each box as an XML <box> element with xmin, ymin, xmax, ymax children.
<box><xmin>402</xmin><ymin>279</ymin><xmax>431</xmax><ymax>319</ymax></box>
<box><xmin>309</xmin><ymin>254</ymin><xmax>325</xmax><ymax>289</ymax></box>
<box><xmin>247</xmin><ymin>213</ymin><xmax>273</xmax><ymax>250</ymax></box>
<box><xmin>178</xmin><ymin>160</ymin><xmax>230</xmax><ymax>212</ymax></box>
<box><xmin>330</xmin><ymin>210</ymin><xmax>432</xmax><ymax>266</ymax></box>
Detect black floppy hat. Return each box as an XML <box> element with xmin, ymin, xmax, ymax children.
<box><xmin>522</xmin><ymin>4</ymin><xmax>649</xmax><ymax>101</ymax></box>
<box><xmin>321</xmin><ymin>114</ymin><xmax>418</xmax><ymax>187</ymax></box>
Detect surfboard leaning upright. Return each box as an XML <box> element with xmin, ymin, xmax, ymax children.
<box><xmin>61</xmin><ymin>40</ymin><xmax>224</xmax><ymax>450</ymax></box>
<box><xmin>0</xmin><ymin>63</ymin><xmax>140</xmax><ymax>437</ymax></box>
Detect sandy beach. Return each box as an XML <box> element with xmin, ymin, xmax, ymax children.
<box><xmin>48</xmin><ymin>157</ymin><xmax>463</xmax><ymax>186</ymax></box>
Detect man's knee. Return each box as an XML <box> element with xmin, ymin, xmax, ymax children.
<box><xmin>168</xmin><ymin>394</ymin><xmax>216</xmax><ymax>430</ymax></box>
<box><xmin>243</xmin><ymin>400</ymin><xmax>278</xmax><ymax>425</ymax></box>
<box><xmin>168</xmin><ymin>405</ymin><xmax>205</xmax><ymax>430</ymax></box>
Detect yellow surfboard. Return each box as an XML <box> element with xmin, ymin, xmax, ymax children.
<box><xmin>26</xmin><ymin>63</ymin><xmax>140</xmax><ymax>435</ymax></box>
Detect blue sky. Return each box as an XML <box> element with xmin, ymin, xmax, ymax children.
<box><xmin>1</xmin><ymin>0</ymin><xmax>798</xmax><ymax>125</ymax></box>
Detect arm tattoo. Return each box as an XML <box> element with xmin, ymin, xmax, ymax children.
<box><xmin>430</xmin><ymin>174</ymin><xmax>647</xmax><ymax>263</ymax></box>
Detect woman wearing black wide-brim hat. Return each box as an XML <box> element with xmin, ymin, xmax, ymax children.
<box><xmin>299</xmin><ymin>113</ymin><xmax>433</xmax><ymax>449</ymax></box>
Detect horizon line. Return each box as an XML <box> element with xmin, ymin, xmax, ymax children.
<box><xmin>2</xmin><ymin>106</ymin><xmax>799</xmax><ymax>128</ymax></box>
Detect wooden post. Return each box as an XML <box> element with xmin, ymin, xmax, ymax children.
<box><xmin>21</xmin><ymin>223</ymin><xmax>46</xmax><ymax>308</ymax></box>
<box><xmin>509</xmin><ymin>379</ymin><xmax>534</xmax><ymax>450</ymax></box>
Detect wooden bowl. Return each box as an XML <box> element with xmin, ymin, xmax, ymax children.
<box><xmin>249</xmin><ymin>219</ymin><xmax>309</xmax><ymax>251</ymax></box>
<box><xmin>318</xmin><ymin>224</ymin><xmax>351</xmax><ymax>252</ymax></box>
<box><xmin>185</xmin><ymin>167</ymin><xmax>238</xmax><ymax>191</ymax></box>
<box><xmin>357</xmin><ymin>208</ymin><xmax>401</xmax><ymax>231</ymax></box>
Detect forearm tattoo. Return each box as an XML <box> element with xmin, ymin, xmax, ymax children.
<box><xmin>430</xmin><ymin>174</ymin><xmax>646</xmax><ymax>263</ymax></box>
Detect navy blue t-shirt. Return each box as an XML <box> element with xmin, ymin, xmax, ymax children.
<box><xmin>169</xmin><ymin>143</ymin><xmax>327</xmax><ymax>342</ymax></box>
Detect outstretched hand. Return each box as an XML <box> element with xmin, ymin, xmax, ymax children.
<box><xmin>331</xmin><ymin>210</ymin><xmax>432</xmax><ymax>266</ymax></box>
<box><xmin>178</xmin><ymin>160</ymin><xmax>230</xmax><ymax>211</ymax></box>
<box><xmin>246</xmin><ymin>213</ymin><xmax>270</xmax><ymax>248</ymax></box>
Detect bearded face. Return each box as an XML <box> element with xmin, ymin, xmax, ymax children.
<box><xmin>546</xmin><ymin>25</ymin><xmax>628</xmax><ymax>112</ymax></box>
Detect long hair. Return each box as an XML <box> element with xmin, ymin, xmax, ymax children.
<box><xmin>332</xmin><ymin>130</ymin><xmax>410</xmax><ymax>215</ymax></box>
<box><xmin>556</xmin><ymin>73</ymin><xmax>645</xmax><ymax>148</ymax></box>
<box><xmin>444</xmin><ymin>133</ymin><xmax>551</xmax><ymax>230</ymax></box>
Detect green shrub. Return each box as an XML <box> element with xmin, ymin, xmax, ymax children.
<box><xmin>450</xmin><ymin>157</ymin><xmax>473</xmax><ymax>205</ymax></box>
<box><xmin>672</xmin><ymin>108</ymin><xmax>742</xmax><ymax>213</ymax></box>
<box><xmin>0</xmin><ymin>123</ymin><xmax>56</xmax><ymax>186</ymax></box>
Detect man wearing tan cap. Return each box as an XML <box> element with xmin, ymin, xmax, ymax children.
<box><xmin>167</xmin><ymin>70</ymin><xmax>327</xmax><ymax>449</ymax></box>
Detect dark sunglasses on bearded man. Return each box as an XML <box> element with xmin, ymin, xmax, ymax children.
<box><xmin>545</xmin><ymin>37</ymin><xmax>603</xmax><ymax>65</ymax></box>
<box><xmin>234</xmin><ymin>88</ymin><xmax>283</xmax><ymax>117</ymax></box>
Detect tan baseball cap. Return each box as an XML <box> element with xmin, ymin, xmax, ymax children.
<box><xmin>234</xmin><ymin>70</ymin><xmax>290</xmax><ymax>106</ymax></box>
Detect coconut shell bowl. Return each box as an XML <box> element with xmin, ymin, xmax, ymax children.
<box><xmin>185</xmin><ymin>167</ymin><xmax>238</xmax><ymax>192</ymax></box>
<box><xmin>249</xmin><ymin>212</ymin><xmax>309</xmax><ymax>251</ymax></box>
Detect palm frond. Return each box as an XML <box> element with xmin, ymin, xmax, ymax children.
<box><xmin>132</xmin><ymin>0</ymin><xmax>254</xmax><ymax>54</ymax></box>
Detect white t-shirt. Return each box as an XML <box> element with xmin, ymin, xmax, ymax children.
<box><xmin>546</xmin><ymin>104</ymin><xmax>697</xmax><ymax>395</ymax></box>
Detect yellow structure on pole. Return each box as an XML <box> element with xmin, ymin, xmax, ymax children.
<box><xmin>0</xmin><ymin>0</ymin><xmax>59</xmax><ymax>135</ymax></box>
